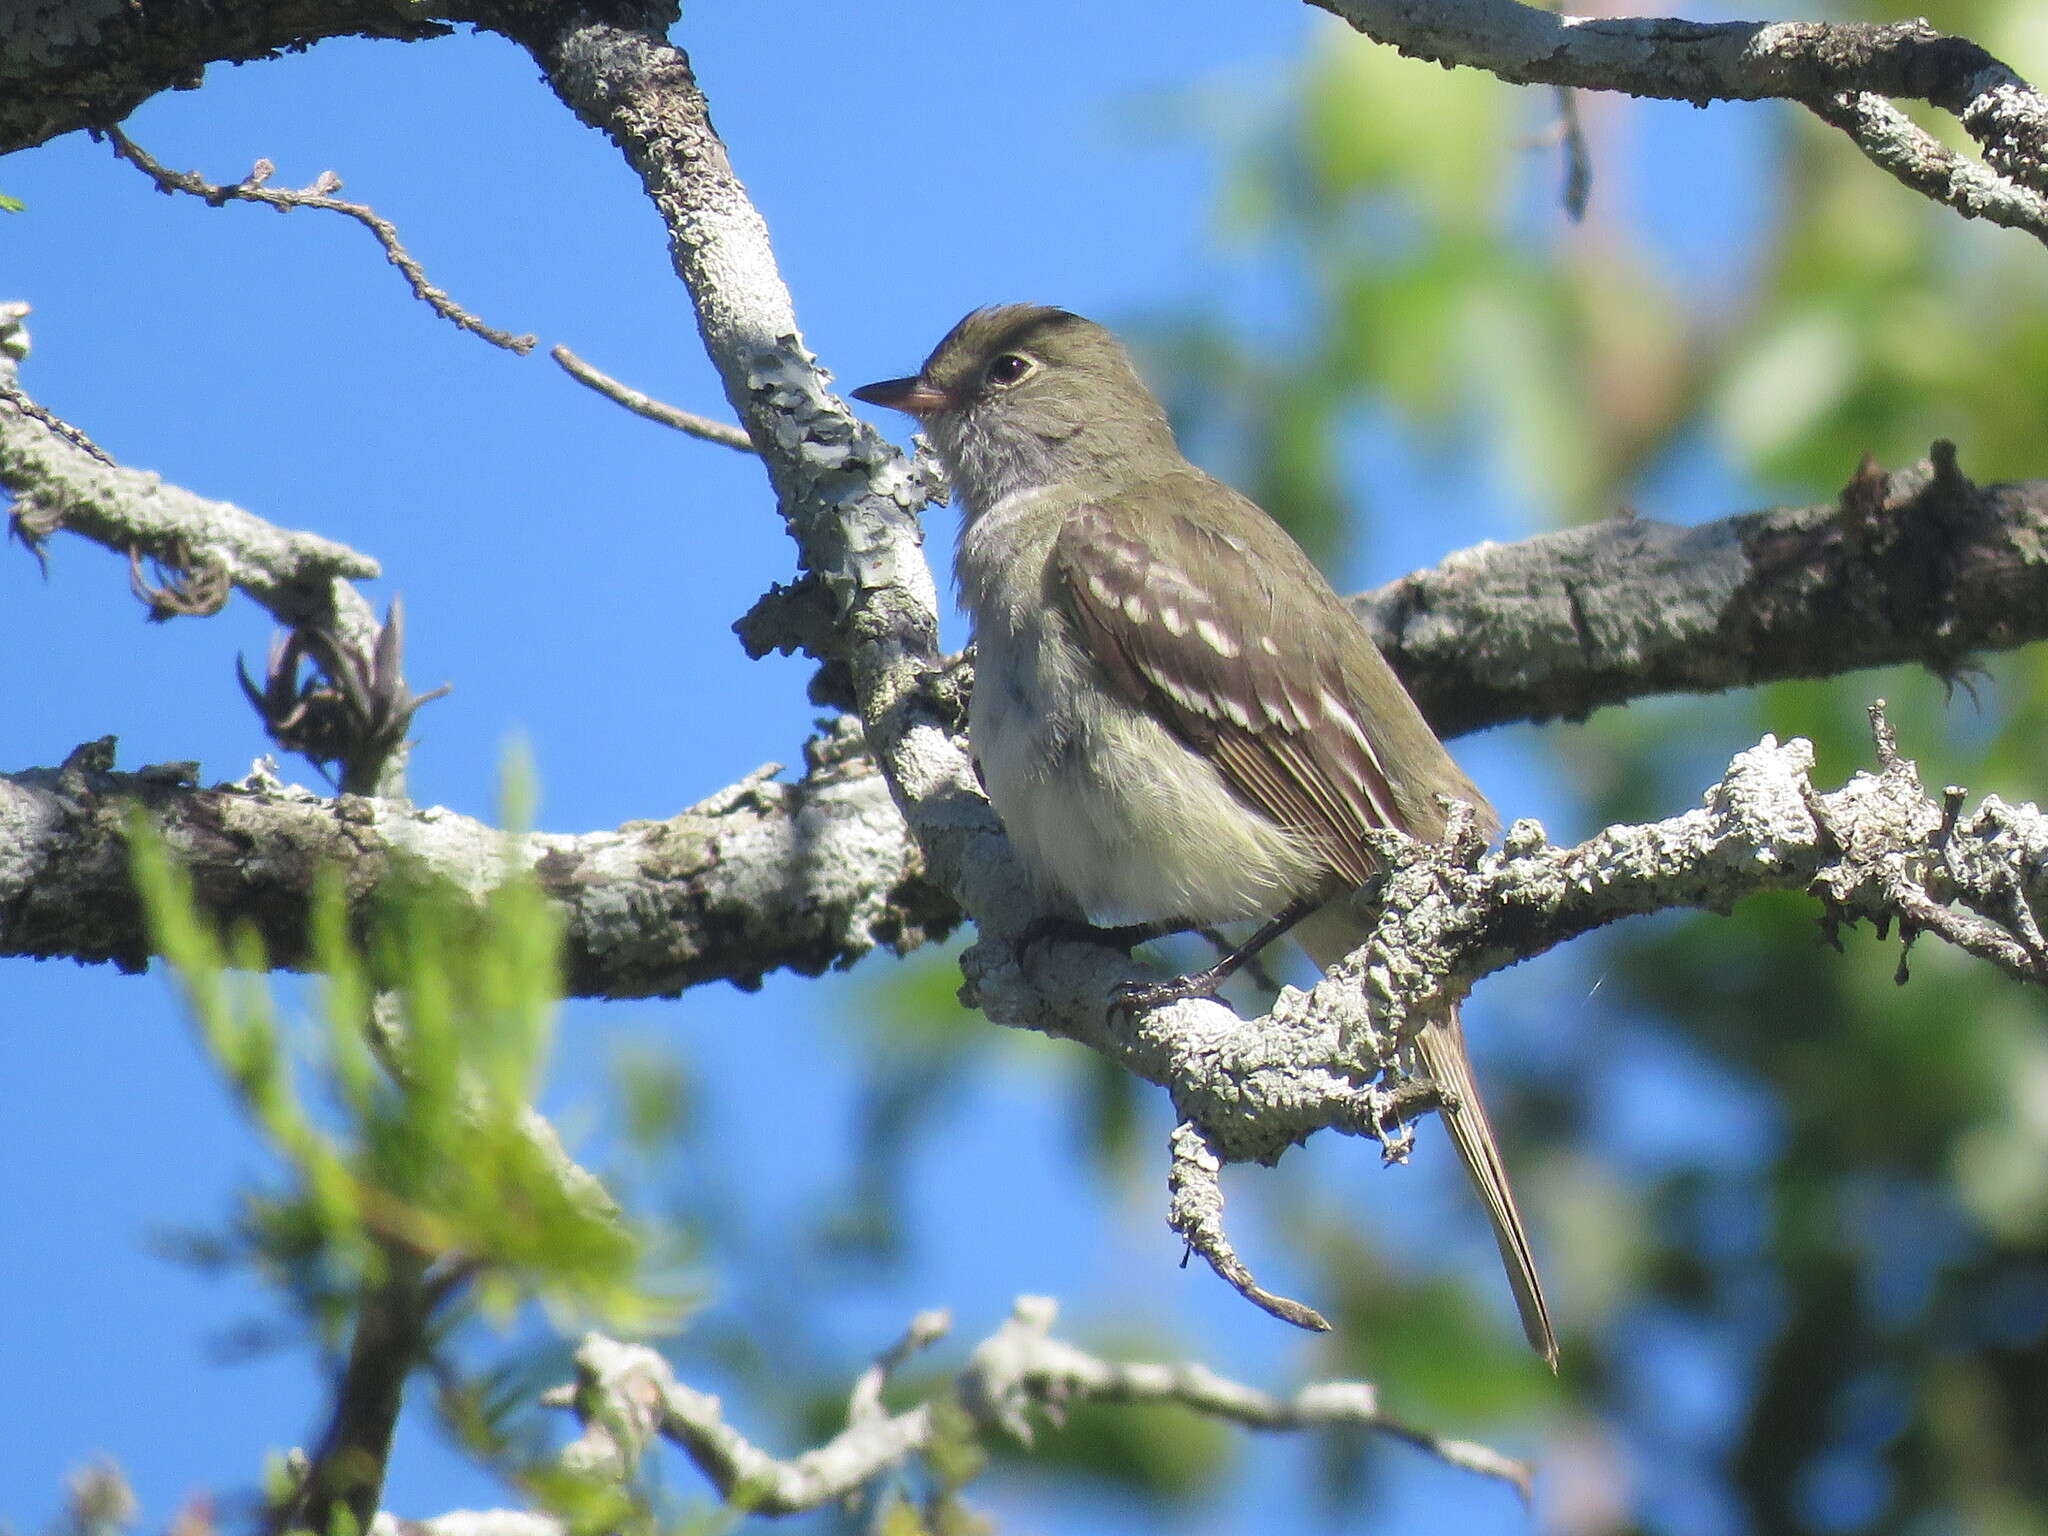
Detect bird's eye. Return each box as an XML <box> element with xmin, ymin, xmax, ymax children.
<box><xmin>986</xmin><ymin>353</ymin><xmax>1033</xmax><ymax>387</ymax></box>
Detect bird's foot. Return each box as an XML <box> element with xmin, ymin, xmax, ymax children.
<box><xmin>1106</xmin><ymin>893</ymin><xmax>1321</xmax><ymax>1020</ymax></box>
<box><xmin>1108</xmin><ymin>962</ymin><xmax>1231</xmax><ymax>1020</ymax></box>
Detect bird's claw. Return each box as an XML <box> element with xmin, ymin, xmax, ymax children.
<box><xmin>1107</xmin><ymin>970</ymin><xmax>1222</xmax><ymax>1021</ymax></box>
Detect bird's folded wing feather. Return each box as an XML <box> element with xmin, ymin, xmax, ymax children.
<box><xmin>1052</xmin><ymin>474</ymin><xmax>1423</xmax><ymax>887</ymax></box>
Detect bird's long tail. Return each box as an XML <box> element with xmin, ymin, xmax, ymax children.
<box><xmin>1297</xmin><ymin>907</ymin><xmax>1557</xmax><ymax>1369</ymax></box>
<box><xmin>1410</xmin><ymin>1006</ymin><xmax>1557</xmax><ymax>1368</ymax></box>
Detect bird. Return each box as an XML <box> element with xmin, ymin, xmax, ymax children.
<box><xmin>852</xmin><ymin>304</ymin><xmax>1556</xmax><ymax>1368</ymax></box>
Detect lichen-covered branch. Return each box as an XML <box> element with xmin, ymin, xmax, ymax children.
<box><xmin>1</xmin><ymin>304</ymin><xmax>382</xmax><ymax>647</ymax></box>
<box><xmin>0</xmin><ymin>0</ymin><xmax>453</xmax><ymax>156</ymax></box>
<box><xmin>1805</xmin><ymin>92</ymin><xmax>2048</xmax><ymax>240</ymax></box>
<box><xmin>12</xmin><ymin>435</ymin><xmax>2048</xmax><ymax>995</ymax></box>
<box><xmin>492</xmin><ymin>11</ymin><xmax>1020</xmax><ymax>961</ymax></box>
<box><xmin>533</xmin><ymin>1296</ymin><xmax>1528</xmax><ymax>1514</ymax></box>
<box><xmin>1359</xmin><ymin>446</ymin><xmax>2048</xmax><ymax>737</ymax></box>
<box><xmin>0</xmin><ymin>723</ymin><xmax>950</xmax><ymax>996</ymax></box>
<box><xmin>1308</xmin><ymin>2</ymin><xmax>2048</xmax><ymax>243</ymax></box>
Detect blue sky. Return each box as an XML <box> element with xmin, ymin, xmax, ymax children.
<box><xmin>0</xmin><ymin>3</ymin><xmax>1783</xmax><ymax>1531</ymax></box>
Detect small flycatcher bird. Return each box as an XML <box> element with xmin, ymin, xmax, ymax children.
<box><xmin>853</xmin><ymin>305</ymin><xmax>1555</xmax><ymax>1367</ymax></box>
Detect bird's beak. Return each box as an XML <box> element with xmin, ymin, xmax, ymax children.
<box><xmin>851</xmin><ymin>375</ymin><xmax>952</xmax><ymax>416</ymax></box>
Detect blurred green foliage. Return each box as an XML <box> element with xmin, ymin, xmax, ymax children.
<box><xmin>129</xmin><ymin>817</ymin><xmax>688</xmax><ymax>1530</ymax></box>
<box><xmin>131</xmin><ymin>821</ymin><xmax>668</xmax><ymax>1334</ymax></box>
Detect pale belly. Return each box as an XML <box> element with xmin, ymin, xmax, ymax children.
<box><xmin>971</xmin><ymin>621</ymin><xmax>1321</xmax><ymax>926</ymax></box>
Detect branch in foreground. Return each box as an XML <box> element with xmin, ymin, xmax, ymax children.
<box><xmin>0</xmin><ymin>721</ymin><xmax>949</xmax><ymax>996</ymax></box>
<box><xmin>1359</xmin><ymin>446</ymin><xmax>2048</xmax><ymax>737</ymax></box>
<box><xmin>104</xmin><ymin>128</ymin><xmax>537</xmax><ymax>355</ymax></box>
<box><xmin>537</xmin><ymin>1296</ymin><xmax>1528</xmax><ymax>1513</ymax></box>
<box><xmin>1309</xmin><ymin>2</ymin><xmax>2048</xmax><ymax>244</ymax></box>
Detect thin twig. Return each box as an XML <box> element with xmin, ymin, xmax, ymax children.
<box><xmin>1167</xmin><ymin>1121</ymin><xmax>1331</xmax><ymax>1332</ymax></box>
<box><xmin>1555</xmin><ymin>85</ymin><xmax>1592</xmax><ymax>221</ymax></box>
<box><xmin>0</xmin><ymin>379</ymin><xmax>112</xmax><ymax>464</ymax></box>
<box><xmin>549</xmin><ymin>345</ymin><xmax>755</xmax><ymax>451</ymax></box>
<box><xmin>103</xmin><ymin>127</ymin><xmax>537</xmax><ymax>354</ymax></box>
<box><xmin>847</xmin><ymin>1308</ymin><xmax>952</xmax><ymax>1427</ymax></box>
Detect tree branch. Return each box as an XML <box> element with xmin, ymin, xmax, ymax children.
<box><xmin>0</xmin><ymin>0</ymin><xmax>454</xmax><ymax>156</ymax></box>
<box><xmin>954</xmin><ymin>707</ymin><xmax>2048</xmax><ymax>1326</ymax></box>
<box><xmin>1309</xmin><ymin>2</ymin><xmax>2048</xmax><ymax>244</ymax></box>
<box><xmin>1358</xmin><ymin>445</ymin><xmax>2048</xmax><ymax>737</ymax></box>
<box><xmin>1</xmin><ymin>303</ymin><xmax>382</xmax><ymax>639</ymax></box>
<box><xmin>103</xmin><ymin>128</ymin><xmax>536</xmax><ymax>355</ymax></box>
<box><xmin>9</xmin><ymin>407</ymin><xmax>2048</xmax><ymax>1004</ymax></box>
<box><xmin>0</xmin><ymin>723</ymin><xmax>950</xmax><ymax>995</ymax></box>
<box><xmin>1804</xmin><ymin>91</ymin><xmax>2048</xmax><ymax>240</ymax></box>
<box><xmin>539</xmin><ymin>1296</ymin><xmax>1529</xmax><ymax>1512</ymax></box>
<box><xmin>549</xmin><ymin>345</ymin><xmax>754</xmax><ymax>451</ymax></box>
<box><xmin>490</xmin><ymin>11</ymin><xmax>1003</xmax><ymax>969</ymax></box>
<box><xmin>277</xmin><ymin>1249</ymin><xmax>433</xmax><ymax>1536</ymax></box>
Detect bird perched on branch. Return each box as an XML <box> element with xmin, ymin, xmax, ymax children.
<box><xmin>854</xmin><ymin>305</ymin><xmax>1555</xmax><ymax>1368</ymax></box>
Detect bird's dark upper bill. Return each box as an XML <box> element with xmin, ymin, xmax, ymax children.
<box><xmin>851</xmin><ymin>376</ymin><xmax>951</xmax><ymax>415</ymax></box>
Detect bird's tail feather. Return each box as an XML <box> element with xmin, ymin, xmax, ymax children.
<box><xmin>1296</xmin><ymin>905</ymin><xmax>1557</xmax><ymax>1369</ymax></box>
<box><xmin>1411</xmin><ymin>1007</ymin><xmax>1557</xmax><ymax>1368</ymax></box>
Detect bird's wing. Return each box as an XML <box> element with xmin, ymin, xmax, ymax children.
<box><xmin>1052</xmin><ymin>474</ymin><xmax>1427</xmax><ymax>887</ymax></box>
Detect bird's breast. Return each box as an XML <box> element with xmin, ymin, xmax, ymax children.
<box><xmin>962</xmin><ymin>519</ymin><xmax>1323</xmax><ymax>926</ymax></box>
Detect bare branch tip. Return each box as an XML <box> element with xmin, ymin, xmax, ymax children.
<box><xmin>550</xmin><ymin>344</ymin><xmax>755</xmax><ymax>451</ymax></box>
<box><xmin>1929</xmin><ymin>437</ymin><xmax>1970</xmax><ymax>493</ymax></box>
<box><xmin>0</xmin><ymin>380</ymin><xmax>116</xmax><ymax>465</ymax></box>
<box><xmin>1167</xmin><ymin>1122</ymin><xmax>1331</xmax><ymax>1331</ymax></box>
<box><xmin>1866</xmin><ymin>700</ymin><xmax>1901</xmax><ymax>766</ymax></box>
<box><xmin>106</xmin><ymin>126</ymin><xmax>533</xmax><ymax>354</ymax></box>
